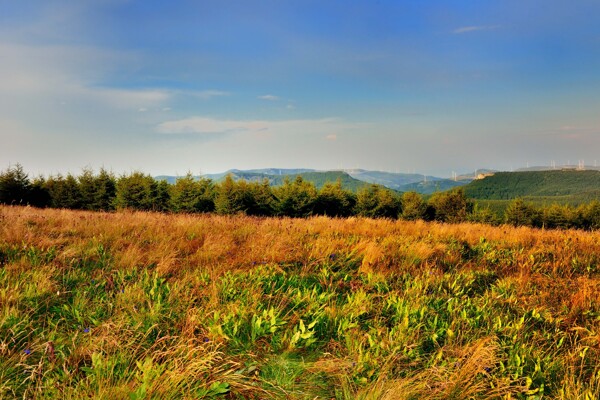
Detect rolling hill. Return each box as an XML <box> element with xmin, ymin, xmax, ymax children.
<box><xmin>464</xmin><ymin>170</ymin><xmax>600</xmax><ymax>204</ymax></box>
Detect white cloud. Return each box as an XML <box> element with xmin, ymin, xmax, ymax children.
<box><xmin>453</xmin><ymin>25</ymin><xmax>500</xmax><ymax>34</ymax></box>
<box><xmin>286</xmin><ymin>104</ymin><xmax>296</xmax><ymax>110</ymax></box>
<box><xmin>258</xmin><ymin>94</ymin><xmax>279</xmax><ymax>101</ymax></box>
<box><xmin>326</xmin><ymin>134</ymin><xmax>337</xmax><ymax>141</ymax></box>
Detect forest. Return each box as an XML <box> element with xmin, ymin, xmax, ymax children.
<box><xmin>2</xmin><ymin>164</ymin><xmax>600</xmax><ymax>231</ymax></box>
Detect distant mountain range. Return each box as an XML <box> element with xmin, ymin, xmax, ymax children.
<box><xmin>156</xmin><ymin>168</ymin><xmax>500</xmax><ymax>194</ymax></box>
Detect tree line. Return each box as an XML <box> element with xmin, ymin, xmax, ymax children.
<box><xmin>2</xmin><ymin>164</ymin><xmax>600</xmax><ymax>230</ymax></box>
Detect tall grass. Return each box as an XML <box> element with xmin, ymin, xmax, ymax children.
<box><xmin>1</xmin><ymin>205</ymin><xmax>599</xmax><ymax>398</ymax></box>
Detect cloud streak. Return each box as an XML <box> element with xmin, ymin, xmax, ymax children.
<box><xmin>258</xmin><ymin>94</ymin><xmax>279</xmax><ymax>101</ymax></box>
<box><xmin>156</xmin><ymin>116</ymin><xmax>357</xmax><ymax>137</ymax></box>
<box><xmin>453</xmin><ymin>25</ymin><xmax>500</xmax><ymax>34</ymax></box>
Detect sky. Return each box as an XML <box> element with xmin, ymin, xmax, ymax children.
<box><xmin>2</xmin><ymin>0</ymin><xmax>600</xmax><ymax>178</ymax></box>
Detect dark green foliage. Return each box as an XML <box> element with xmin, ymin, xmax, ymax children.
<box><xmin>401</xmin><ymin>191</ymin><xmax>426</xmax><ymax>220</ymax></box>
<box><xmin>215</xmin><ymin>175</ymin><xmax>253</xmax><ymax>215</ymax></box>
<box><xmin>313</xmin><ymin>181</ymin><xmax>356</xmax><ymax>217</ymax></box>
<box><xmin>578</xmin><ymin>201</ymin><xmax>600</xmax><ymax>230</ymax></box>
<box><xmin>29</xmin><ymin>176</ymin><xmax>51</xmax><ymax>208</ymax></box>
<box><xmin>9</xmin><ymin>164</ymin><xmax>600</xmax><ymax>233</ymax></box>
<box><xmin>246</xmin><ymin>179</ymin><xmax>276</xmax><ymax>216</ymax></box>
<box><xmin>468</xmin><ymin>204</ymin><xmax>501</xmax><ymax>225</ymax></box>
<box><xmin>94</xmin><ymin>169</ymin><xmax>117</xmax><ymax>211</ymax></box>
<box><xmin>169</xmin><ymin>173</ymin><xmax>215</xmax><ymax>213</ymax></box>
<box><xmin>45</xmin><ymin>174</ymin><xmax>83</xmax><ymax>209</ymax></box>
<box><xmin>355</xmin><ymin>184</ymin><xmax>401</xmax><ymax>218</ymax></box>
<box><xmin>274</xmin><ymin>176</ymin><xmax>318</xmax><ymax>217</ymax></box>
<box><xmin>465</xmin><ymin>170</ymin><xmax>600</xmax><ymax>201</ymax></box>
<box><xmin>115</xmin><ymin>172</ymin><xmax>168</xmax><ymax>211</ymax></box>
<box><xmin>504</xmin><ymin>199</ymin><xmax>542</xmax><ymax>227</ymax></box>
<box><xmin>428</xmin><ymin>188</ymin><xmax>472</xmax><ymax>223</ymax></box>
<box><xmin>0</xmin><ymin>164</ymin><xmax>31</xmax><ymax>205</ymax></box>
<box><xmin>541</xmin><ymin>204</ymin><xmax>574</xmax><ymax>229</ymax></box>
<box><xmin>214</xmin><ymin>175</ymin><xmax>275</xmax><ymax>216</ymax></box>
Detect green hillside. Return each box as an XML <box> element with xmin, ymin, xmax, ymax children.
<box><xmin>464</xmin><ymin>170</ymin><xmax>600</xmax><ymax>202</ymax></box>
<box><xmin>276</xmin><ymin>171</ymin><xmax>376</xmax><ymax>192</ymax></box>
<box><xmin>398</xmin><ymin>179</ymin><xmax>468</xmax><ymax>194</ymax></box>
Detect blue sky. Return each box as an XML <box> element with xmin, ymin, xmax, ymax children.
<box><xmin>2</xmin><ymin>1</ymin><xmax>600</xmax><ymax>177</ymax></box>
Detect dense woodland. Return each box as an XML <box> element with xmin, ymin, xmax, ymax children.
<box><xmin>3</xmin><ymin>164</ymin><xmax>600</xmax><ymax>230</ymax></box>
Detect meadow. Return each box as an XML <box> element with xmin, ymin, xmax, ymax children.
<box><xmin>1</xmin><ymin>205</ymin><xmax>599</xmax><ymax>399</ymax></box>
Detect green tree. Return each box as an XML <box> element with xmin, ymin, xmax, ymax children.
<box><xmin>78</xmin><ymin>168</ymin><xmax>98</xmax><ymax>210</ymax></box>
<box><xmin>313</xmin><ymin>181</ymin><xmax>356</xmax><ymax>217</ymax></box>
<box><xmin>215</xmin><ymin>175</ymin><xmax>252</xmax><ymax>215</ymax></box>
<box><xmin>114</xmin><ymin>172</ymin><xmax>164</xmax><ymax>211</ymax></box>
<box><xmin>0</xmin><ymin>164</ymin><xmax>31</xmax><ymax>205</ymax></box>
<box><xmin>541</xmin><ymin>204</ymin><xmax>574</xmax><ymax>229</ymax></box>
<box><xmin>93</xmin><ymin>168</ymin><xmax>117</xmax><ymax>211</ymax></box>
<box><xmin>578</xmin><ymin>200</ymin><xmax>600</xmax><ymax>230</ymax></box>
<box><xmin>246</xmin><ymin>179</ymin><xmax>276</xmax><ymax>216</ymax></box>
<box><xmin>274</xmin><ymin>176</ymin><xmax>318</xmax><ymax>217</ymax></box>
<box><xmin>428</xmin><ymin>188</ymin><xmax>472</xmax><ymax>223</ymax></box>
<box><xmin>504</xmin><ymin>198</ymin><xmax>541</xmax><ymax>227</ymax></box>
<box><xmin>401</xmin><ymin>191</ymin><xmax>426</xmax><ymax>221</ymax></box>
<box><xmin>170</xmin><ymin>173</ymin><xmax>215</xmax><ymax>213</ymax></box>
<box><xmin>45</xmin><ymin>174</ymin><xmax>83</xmax><ymax>209</ymax></box>
<box><xmin>29</xmin><ymin>176</ymin><xmax>51</xmax><ymax>208</ymax></box>
<box><xmin>468</xmin><ymin>204</ymin><xmax>501</xmax><ymax>225</ymax></box>
<box><xmin>355</xmin><ymin>185</ymin><xmax>401</xmax><ymax>218</ymax></box>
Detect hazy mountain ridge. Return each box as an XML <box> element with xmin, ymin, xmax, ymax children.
<box><xmin>157</xmin><ymin>168</ymin><xmax>479</xmax><ymax>194</ymax></box>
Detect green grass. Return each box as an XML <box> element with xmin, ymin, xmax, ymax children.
<box><xmin>1</xmin><ymin>207</ymin><xmax>600</xmax><ymax>398</ymax></box>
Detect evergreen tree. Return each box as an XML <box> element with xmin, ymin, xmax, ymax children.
<box><xmin>246</xmin><ymin>179</ymin><xmax>276</xmax><ymax>216</ymax></box>
<box><xmin>0</xmin><ymin>164</ymin><xmax>31</xmax><ymax>205</ymax></box>
<box><xmin>274</xmin><ymin>176</ymin><xmax>318</xmax><ymax>217</ymax></box>
<box><xmin>114</xmin><ymin>172</ymin><xmax>159</xmax><ymax>210</ymax></box>
<box><xmin>313</xmin><ymin>181</ymin><xmax>356</xmax><ymax>217</ymax></box>
<box><xmin>215</xmin><ymin>175</ymin><xmax>251</xmax><ymax>215</ymax></box>
<box><xmin>504</xmin><ymin>198</ymin><xmax>541</xmax><ymax>227</ymax></box>
<box><xmin>355</xmin><ymin>185</ymin><xmax>401</xmax><ymax>218</ymax></box>
<box><xmin>45</xmin><ymin>174</ymin><xmax>83</xmax><ymax>209</ymax></box>
<box><xmin>170</xmin><ymin>173</ymin><xmax>215</xmax><ymax>213</ymax></box>
<box><xmin>401</xmin><ymin>191</ymin><xmax>426</xmax><ymax>220</ymax></box>
<box><xmin>93</xmin><ymin>168</ymin><xmax>117</xmax><ymax>211</ymax></box>
<box><xmin>428</xmin><ymin>188</ymin><xmax>472</xmax><ymax>223</ymax></box>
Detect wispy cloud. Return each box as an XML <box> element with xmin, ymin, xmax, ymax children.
<box><xmin>325</xmin><ymin>134</ymin><xmax>337</xmax><ymax>141</ymax></box>
<box><xmin>453</xmin><ymin>25</ymin><xmax>500</xmax><ymax>34</ymax></box>
<box><xmin>258</xmin><ymin>94</ymin><xmax>279</xmax><ymax>101</ymax></box>
<box><xmin>157</xmin><ymin>117</ymin><xmax>269</xmax><ymax>135</ymax></box>
<box><xmin>188</xmin><ymin>90</ymin><xmax>229</xmax><ymax>99</ymax></box>
<box><xmin>156</xmin><ymin>116</ymin><xmax>355</xmax><ymax>137</ymax></box>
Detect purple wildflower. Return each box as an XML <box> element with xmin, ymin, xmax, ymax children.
<box><xmin>84</xmin><ymin>327</ymin><xmax>90</xmax><ymax>333</ymax></box>
<box><xmin>24</xmin><ymin>349</ymin><xmax>31</xmax><ymax>355</ymax></box>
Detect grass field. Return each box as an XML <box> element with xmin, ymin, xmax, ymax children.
<box><xmin>1</xmin><ymin>206</ymin><xmax>599</xmax><ymax>399</ymax></box>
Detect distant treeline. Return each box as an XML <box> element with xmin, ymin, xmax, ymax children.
<box><xmin>2</xmin><ymin>164</ymin><xmax>600</xmax><ymax>230</ymax></box>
